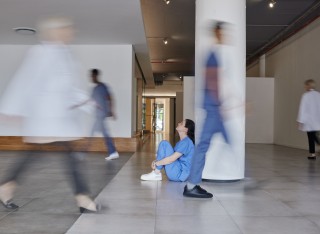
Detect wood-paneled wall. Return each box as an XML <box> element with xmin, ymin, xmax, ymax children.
<box><xmin>0</xmin><ymin>136</ymin><xmax>137</xmax><ymax>152</ymax></box>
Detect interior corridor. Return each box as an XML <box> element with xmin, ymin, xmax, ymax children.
<box><xmin>1</xmin><ymin>135</ymin><xmax>320</xmax><ymax>233</ymax></box>
<box><xmin>67</xmin><ymin>134</ymin><xmax>320</xmax><ymax>234</ymax></box>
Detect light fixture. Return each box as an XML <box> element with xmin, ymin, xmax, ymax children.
<box><xmin>164</xmin><ymin>0</ymin><xmax>170</xmax><ymax>5</ymax></box>
<box><xmin>179</xmin><ymin>75</ymin><xmax>183</xmax><ymax>79</ymax></box>
<box><xmin>13</xmin><ymin>27</ymin><xmax>36</xmax><ymax>35</ymax></box>
<box><xmin>163</xmin><ymin>38</ymin><xmax>168</xmax><ymax>45</ymax></box>
<box><xmin>269</xmin><ymin>0</ymin><xmax>276</xmax><ymax>8</ymax></box>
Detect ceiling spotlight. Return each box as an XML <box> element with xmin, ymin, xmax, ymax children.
<box><xmin>179</xmin><ymin>75</ymin><xmax>183</xmax><ymax>79</ymax></box>
<box><xmin>13</xmin><ymin>27</ymin><xmax>36</xmax><ymax>35</ymax></box>
<box><xmin>164</xmin><ymin>0</ymin><xmax>170</xmax><ymax>5</ymax></box>
<box><xmin>269</xmin><ymin>0</ymin><xmax>276</xmax><ymax>8</ymax></box>
<box><xmin>163</xmin><ymin>38</ymin><xmax>168</xmax><ymax>45</ymax></box>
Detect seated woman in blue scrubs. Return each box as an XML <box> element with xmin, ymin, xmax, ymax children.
<box><xmin>140</xmin><ymin>119</ymin><xmax>195</xmax><ymax>181</ymax></box>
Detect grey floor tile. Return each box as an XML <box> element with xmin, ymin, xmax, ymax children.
<box><xmin>156</xmin><ymin>199</ymin><xmax>228</xmax><ymax>216</ymax></box>
<box><xmin>285</xmin><ymin>201</ymin><xmax>320</xmax><ymax>216</ymax></box>
<box><xmin>220</xmin><ymin>200</ymin><xmax>300</xmax><ymax>216</ymax></box>
<box><xmin>94</xmin><ymin>198</ymin><xmax>156</xmax><ymax>216</ymax></box>
<box><xmin>155</xmin><ymin>215</ymin><xmax>242</xmax><ymax>234</ymax></box>
<box><xmin>214</xmin><ymin>189</ymin><xmax>275</xmax><ymax>201</ymax></box>
<box><xmin>233</xmin><ymin>216</ymin><xmax>320</xmax><ymax>234</ymax></box>
<box><xmin>266</xmin><ymin>189</ymin><xmax>320</xmax><ymax>202</ymax></box>
<box><xmin>0</xmin><ymin>213</ymin><xmax>79</xmax><ymax>234</ymax></box>
<box><xmin>67</xmin><ymin>214</ymin><xmax>155</xmax><ymax>234</ymax></box>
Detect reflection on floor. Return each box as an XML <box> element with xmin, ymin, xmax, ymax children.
<box><xmin>66</xmin><ymin>135</ymin><xmax>320</xmax><ymax>234</ymax></box>
<box><xmin>0</xmin><ymin>151</ymin><xmax>132</xmax><ymax>234</ymax></box>
<box><xmin>2</xmin><ymin>134</ymin><xmax>320</xmax><ymax>234</ymax></box>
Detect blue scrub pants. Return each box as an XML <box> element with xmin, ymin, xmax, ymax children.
<box><xmin>188</xmin><ymin>108</ymin><xmax>229</xmax><ymax>184</ymax></box>
<box><xmin>92</xmin><ymin>114</ymin><xmax>116</xmax><ymax>154</ymax></box>
<box><xmin>155</xmin><ymin>141</ymin><xmax>183</xmax><ymax>182</ymax></box>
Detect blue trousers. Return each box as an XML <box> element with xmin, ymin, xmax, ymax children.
<box><xmin>92</xmin><ymin>115</ymin><xmax>116</xmax><ymax>154</ymax></box>
<box><xmin>155</xmin><ymin>141</ymin><xmax>183</xmax><ymax>182</ymax></box>
<box><xmin>188</xmin><ymin>108</ymin><xmax>229</xmax><ymax>184</ymax></box>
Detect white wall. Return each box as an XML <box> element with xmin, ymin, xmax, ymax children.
<box><xmin>246</xmin><ymin>77</ymin><xmax>274</xmax><ymax>143</ymax></box>
<box><xmin>0</xmin><ymin>44</ymin><xmax>135</xmax><ymax>138</ymax></box>
<box><xmin>263</xmin><ymin>18</ymin><xmax>320</xmax><ymax>150</ymax></box>
<box><xmin>176</xmin><ymin>92</ymin><xmax>183</xmax><ymax>126</ymax></box>
<box><xmin>183</xmin><ymin>76</ymin><xmax>195</xmax><ymax>121</ymax></box>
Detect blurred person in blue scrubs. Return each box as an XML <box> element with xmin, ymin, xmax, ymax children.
<box><xmin>140</xmin><ymin>119</ymin><xmax>195</xmax><ymax>181</ymax></box>
<box><xmin>183</xmin><ymin>22</ymin><xmax>231</xmax><ymax>198</ymax></box>
<box><xmin>0</xmin><ymin>17</ymin><xmax>99</xmax><ymax>213</ymax></box>
<box><xmin>90</xmin><ymin>69</ymin><xmax>119</xmax><ymax>160</ymax></box>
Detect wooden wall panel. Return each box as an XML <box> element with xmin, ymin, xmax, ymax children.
<box><xmin>0</xmin><ymin>136</ymin><xmax>137</xmax><ymax>152</ymax></box>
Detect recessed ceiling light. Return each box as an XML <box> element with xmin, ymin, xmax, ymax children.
<box><xmin>163</xmin><ymin>38</ymin><xmax>168</xmax><ymax>45</ymax></box>
<box><xmin>269</xmin><ymin>0</ymin><xmax>276</xmax><ymax>8</ymax></box>
<box><xmin>164</xmin><ymin>0</ymin><xmax>170</xmax><ymax>5</ymax></box>
<box><xmin>13</xmin><ymin>27</ymin><xmax>36</xmax><ymax>35</ymax></box>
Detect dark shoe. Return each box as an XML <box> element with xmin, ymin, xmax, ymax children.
<box><xmin>1</xmin><ymin>200</ymin><xmax>19</xmax><ymax>210</ymax></box>
<box><xmin>194</xmin><ymin>185</ymin><xmax>208</xmax><ymax>194</ymax></box>
<box><xmin>183</xmin><ymin>185</ymin><xmax>213</xmax><ymax>198</ymax></box>
<box><xmin>308</xmin><ymin>156</ymin><xmax>316</xmax><ymax>160</ymax></box>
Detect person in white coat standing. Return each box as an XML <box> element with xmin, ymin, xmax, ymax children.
<box><xmin>297</xmin><ymin>79</ymin><xmax>320</xmax><ymax>160</ymax></box>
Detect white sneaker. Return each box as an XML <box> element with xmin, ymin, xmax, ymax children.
<box><xmin>140</xmin><ymin>171</ymin><xmax>162</xmax><ymax>181</ymax></box>
<box><xmin>105</xmin><ymin>152</ymin><xmax>119</xmax><ymax>160</ymax></box>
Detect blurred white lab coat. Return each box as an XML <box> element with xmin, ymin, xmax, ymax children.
<box><xmin>0</xmin><ymin>43</ymin><xmax>89</xmax><ymax>143</ymax></box>
<box><xmin>297</xmin><ymin>90</ymin><xmax>320</xmax><ymax>132</ymax></box>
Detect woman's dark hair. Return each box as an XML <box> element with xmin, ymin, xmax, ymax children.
<box><xmin>185</xmin><ymin>119</ymin><xmax>195</xmax><ymax>144</ymax></box>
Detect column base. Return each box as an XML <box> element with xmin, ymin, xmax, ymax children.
<box><xmin>202</xmin><ymin>179</ymin><xmax>241</xmax><ymax>183</ymax></box>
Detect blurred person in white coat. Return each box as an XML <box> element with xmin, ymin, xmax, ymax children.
<box><xmin>297</xmin><ymin>79</ymin><xmax>320</xmax><ymax>160</ymax></box>
<box><xmin>0</xmin><ymin>17</ymin><xmax>99</xmax><ymax>213</ymax></box>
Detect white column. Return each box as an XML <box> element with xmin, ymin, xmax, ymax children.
<box><xmin>195</xmin><ymin>0</ymin><xmax>246</xmax><ymax>180</ymax></box>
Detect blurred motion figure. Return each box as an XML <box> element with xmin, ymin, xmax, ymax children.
<box><xmin>183</xmin><ymin>22</ymin><xmax>230</xmax><ymax>198</ymax></box>
<box><xmin>0</xmin><ymin>17</ymin><xmax>99</xmax><ymax>213</ymax></box>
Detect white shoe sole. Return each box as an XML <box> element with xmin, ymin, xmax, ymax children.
<box><xmin>140</xmin><ymin>176</ymin><xmax>162</xmax><ymax>181</ymax></box>
<box><xmin>105</xmin><ymin>155</ymin><xmax>119</xmax><ymax>160</ymax></box>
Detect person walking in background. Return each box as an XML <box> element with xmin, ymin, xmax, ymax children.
<box><xmin>0</xmin><ymin>17</ymin><xmax>99</xmax><ymax>213</ymax></box>
<box><xmin>297</xmin><ymin>79</ymin><xmax>320</xmax><ymax>160</ymax></box>
<box><xmin>183</xmin><ymin>22</ymin><xmax>230</xmax><ymax>199</ymax></box>
<box><xmin>140</xmin><ymin>119</ymin><xmax>195</xmax><ymax>181</ymax></box>
<box><xmin>90</xmin><ymin>69</ymin><xmax>119</xmax><ymax>160</ymax></box>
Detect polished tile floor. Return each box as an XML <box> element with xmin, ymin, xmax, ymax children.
<box><xmin>2</xmin><ymin>135</ymin><xmax>320</xmax><ymax>234</ymax></box>
<box><xmin>67</xmin><ymin>136</ymin><xmax>320</xmax><ymax>234</ymax></box>
<box><xmin>0</xmin><ymin>151</ymin><xmax>132</xmax><ymax>234</ymax></box>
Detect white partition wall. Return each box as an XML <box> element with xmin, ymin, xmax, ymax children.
<box><xmin>246</xmin><ymin>77</ymin><xmax>274</xmax><ymax>144</ymax></box>
<box><xmin>195</xmin><ymin>0</ymin><xmax>246</xmax><ymax>180</ymax></box>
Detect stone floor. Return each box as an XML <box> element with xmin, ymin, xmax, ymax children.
<box><xmin>2</xmin><ymin>135</ymin><xmax>320</xmax><ymax>233</ymax></box>
<box><xmin>0</xmin><ymin>151</ymin><xmax>132</xmax><ymax>234</ymax></box>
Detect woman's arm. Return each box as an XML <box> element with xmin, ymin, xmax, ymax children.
<box><xmin>152</xmin><ymin>152</ymin><xmax>183</xmax><ymax>169</ymax></box>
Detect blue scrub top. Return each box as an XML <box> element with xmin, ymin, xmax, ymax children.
<box><xmin>91</xmin><ymin>82</ymin><xmax>111</xmax><ymax>117</ymax></box>
<box><xmin>174</xmin><ymin>137</ymin><xmax>194</xmax><ymax>181</ymax></box>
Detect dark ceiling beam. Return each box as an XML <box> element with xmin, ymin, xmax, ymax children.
<box><xmin>247</xmin><ymin>1</ymin><xmax>320</xmax><ymax>66</ymax></box>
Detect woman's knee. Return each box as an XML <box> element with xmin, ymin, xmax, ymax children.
<box><xmin>159</xmin><ymin>140</ymin><xmax>171</xmax><ymax>148</ymax></box>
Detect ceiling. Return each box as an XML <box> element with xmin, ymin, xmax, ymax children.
<box><xmin>1</xmin><ymin>0</ymin><xmax>320</xmax><ymax>89</ymax></box>
<box><xmin>246</xmin><ymin>0</ymin><xmax>320</xmax><ymax>65</ymax></box>
<box><xmin>0</xmin><ymin>0</ymin><xmax>154</xmax><ymax>86</ymax></box>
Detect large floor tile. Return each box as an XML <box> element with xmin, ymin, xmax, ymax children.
<box><xmin>155</xmin><ymin>215</ymin><xmax>242</xmax><ymax>234</ymax></box>
<box><xmin>233</xmin><ymin>216</ymin><xmax>320</xmax><ymax>234</ymax></box>
<box><xmin>156</xmin><ymin>199</ymin><xmax>228</xmax><ymax>216</ymax></box>
<box><xmin>67</xmin><ymin>214</ymin><xmax>155</xmax><ymax>234</ymax></box>
<box><xmin>220</xmin><ymin>200</ymin><xmax>300</xmax><ymax>216</ymax></box>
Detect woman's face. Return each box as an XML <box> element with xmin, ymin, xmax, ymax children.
<box><xmin>176</xmin><ymin>120</ymin><xmax>187</xmax><ymax>133</ymax></box>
